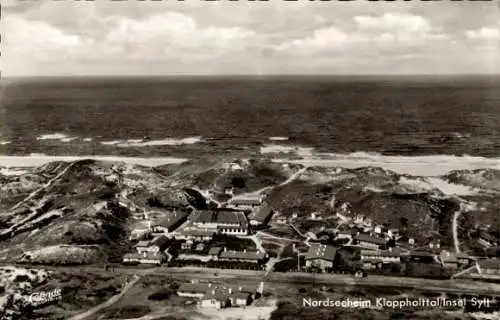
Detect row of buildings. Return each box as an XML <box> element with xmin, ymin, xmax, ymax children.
<box><xmin>177</xmin><ymin>281</ymin><xmax>264</xmax><ymax>309</ymax></box>
<box><xmin>123</xmin><ymin>234</ymin><xmax>268</xmax><ymax>266</ymax></box>
<box><xmin>302</xmin><ymin>242</ymin><xmax>478</xmax><ymax>273</ymax></box>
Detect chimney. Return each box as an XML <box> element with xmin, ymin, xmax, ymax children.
<box><xmin>224</xmin><ymin>247</ymin><xmax>227</xmax><ymax>252</ymax></box>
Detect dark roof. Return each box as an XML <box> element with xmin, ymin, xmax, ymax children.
<box><xmin>354</xmin><ymin>234</ymin><xmax>387</xmax><ymax>245</ymax></box>
<box><xmin>194</xmin><ymin>210</ymin><xmax>248</xmax><ymax>229</ymax></box>
<box><xmin>233</xmin><ymin>291</ymin><xmax>252</xmax><ymax>300</ymax></box>
<box><xmin>362</xmin><ymin>258</ymin><xmax>384</xmax><ymax>263</ymax></box>
<box><xmin>479</xmin><ymin>231</ymin><xmax>498</xmax><ymax>243</ymax></box>
<box><xmin>249</xmin><ymin>203</ymin><xmax>273</xmax><ymax>223</ymax></box>
<box><xmin>409</xmin><ymin>250</ymin><xmax>436</xmax><ymax>258</ymax></box>
<box><xmin>150</xmin><ymin>236</ymin><xmax>170</xmax><ymax>251</ymax></box>
<box><xmin>203</xmin><ymin>286</ymin><xmax>231</xmax><ymax>302</ymax></box>
<box><xmin>208</xmin><ymin>246</ymin><xmax>223</xmax><ymax>256</ymax></box>
<box><xmin>178</xmin><ymin>283</ymin><xmax>209</xmax><ymax>294</ymax></box>
<box><xmin>219</xmin><ymin>250</ymin><xmax>266</xmax><ymax>261</ymax></box>
<box><xmin>179</xmin><ymin>229</ymin><xmax>215</xmax><ymax>238</ymax></box>
<box><xmin>154</xmin><ymin>211</ymin><xmax>189</xmax><ymax>230</ymax></box>
<box><xmin>304</xmin><ymin>244</ymin><xmax>337</xmax><ymax>261</ymax></box>
<box><xmin>360</xmin><ymin>248</ymin><xmax>402</xmax><ymax>258</ymax></box>
<box><xmin>440</xmin><ymin>251</ymin><xmax>463</xmax><ymax>263</ymax></box>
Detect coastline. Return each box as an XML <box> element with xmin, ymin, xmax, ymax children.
<box><xmin>1</xmin><ymin>153</ymin><xmax>500</xmax><ymax>176</ymax></box>
<box><xmin>0</xmin><ymin>155</ymin><xmax>187</xmax><ymax>168</ymax></box>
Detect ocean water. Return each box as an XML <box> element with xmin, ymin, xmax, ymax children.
<box><xmin>0</xmin><ymin>76</ymin><xmax>499</xmax><ymax>161</ymax></box>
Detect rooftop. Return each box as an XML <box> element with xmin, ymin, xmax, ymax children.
<box><xmin>353</xmin><ymin>234</ymin><xmax>387</xmax><ymax>245</ymax></box>
<box><xmin>409</xmin><ymin>250</ymin><xmax>436</xmax><ymax>258</ymax></box>
<box><xmin>178</xmin><ymin>282</ymin><xmax>209</xmax><ymax>294</ymax></box>
<box><xmin>219</xmin><ymin>249</ymin><xmax>266</xmax><ymax>261</ymax></box>
<box><xmin>153</xmin><ymin>211</ymin><xmax>189</xmax><ymax>230</ymax></box>
<box><xmin>304</xmin><ymin>244</ymin><xmax>337</xmax><ymax>261</ymax></box>
<box><xmin>208</xmin><ymin>246</ymin><xmax>223</xmax><ymax>256</ymax></box>
<box><xmin>248</xmin><ymin>203</ymin><xmax>274</xmax><ymax>223</ymax></box>
<box><xmin>194</xmin><ymin>210</ymin><xmax>248</xmax><ymax>229</ymax></box>
<box><xmin>179</xmin><ymin>229</ymin><xmax>216</xmax><ymax>238</ymax></box>
<box><xmin>150</xmin><ymin>235</ymin><xmax>170</xmax><ymax>250</ymax></box>
<box><xmin>360</xmin><ymin>248</ymin><xmax>403</xmax><ymax>257</ymax></box>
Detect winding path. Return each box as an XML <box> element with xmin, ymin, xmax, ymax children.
<box><xmin>451</xmin><ymin>195</ymin><xmax>474</xmax><ymax>254</ymax></box>
<box><xmin>67</xmin><ymin>274</ymin><xmax>140</xmax><ymax>320</ymax></box>
<box><xmin>452</xmin><ymin>208</ymin><xmax>461</xmax><ymax>253</ymax></box>
<box><xmin>11</xmin><ymin>162</ymin><xmax>76</xmax><ymax>211</ymax></box>
<box><xmin>240</xmin><ymin>167</ymin><xmax>309</xmax><ymax>198</ymax></box>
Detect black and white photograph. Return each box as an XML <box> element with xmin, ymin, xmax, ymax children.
<box><xmin>0</xmin><ymin>0</ymin><xmax>500</xmax><ymax>319</ymax></box>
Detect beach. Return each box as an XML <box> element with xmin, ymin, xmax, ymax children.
<box><xmin>0</xmin><ymin>155</ymin><xmax>187</xmax><ymax>168</ymax></box>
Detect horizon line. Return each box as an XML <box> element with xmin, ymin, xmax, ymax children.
<box><xmin>2</xmin><ymin>73</ymin><xmax>500</xmax><ymax>79</ymax></box>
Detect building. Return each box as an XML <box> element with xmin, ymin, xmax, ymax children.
<box><xmin>176</xmin><ymin>229</ymin><xmax>215</xmax><ymax>242</ymax></box>
<box><xmin>152</xmin><ymin>211</ymin><xmax>189</xmax><ymax>234</ymax></box>
<box><xmin>353</xmin><ymin>234</ymin><xmax>387</xmax><ymax>249</ymax></box>
<box><xmin>224</xmin><ymin>187</ymin><xmax>234</xmax><ymax>196</ymax></box>
<box><xmin>200</xmin><ymin>288</ymin><xmax>230</xmax><ymax>309</ymax></box>
<box><xmin>387</xmin><ymin>229</ymin><xmax>401</xmax><ymax>239</ymax></box>
<box><xmin>456</xmin><ymin>252</ymin><xmax>474</xmax><ymax>266</ymax></box>
<box><xmin>374</xmin><ymin>225</ymin><xmax>383</xmax><ymax>234</ymax></box>
<box><xmin>336</xmin><ymin>230</ymin><xmax>353</xmax><ymax>241</ymax></box>
<box><xmin>228</xmin><ymin>195</ymin><xmax>264</xmax><ymax>210</ymax></box>
<box><xmin>360</xmin><ymin>248</ymin><xmax>403</xmax><ymax>264</ymax></box>
<box><xmin>177</xmin><ymin>282</ymin><xmax>255</xmax><ymax>308</ymax></box>
<box><xmin>248</xmin><ymin>203</ymin><xmax>274</xmax><ymax>226</ymax></box>
<box><xmin>135</xmin><ymin>236</ymin><xmax>170</xmax><ymax>254</ymax></box>
<box><xmin>478</xmin><ymin>231</ymin><xmax>498</xmax><ymax>248</ymax></box>
<box><xmin>304</xmin><ymin>244</ymin><xmax>337</xmax><ymax>272</ymax></box>
<box><xmin>193</xmin><ymin>210</ymin><xmax>249</xmax><ymax>236</ymax></box>
<box><xmin>135</xmin><ymin>240</ymin><xmax>153</xmax><ymax>254</ymax></box>
<box><xmin>129</xmin><ymin>228</ymin><xmax>151</xmax><ymax>241</ymax></box>
<box><xmin>200</xmin><ymin>285</ymin><xmax>254</xmax><ymax>309</ymax></box>
<box><xmin>208</xmin><ymin>246</ymin><xmax>223</xmax><ymax>258</ymax></box>
<box><xmin>439</xmin><ymin>250</ymin><xmax>472</xmax><ymax>269</ymax></box>
<box><xmin>123</xmin><ymin>251</ymin><xmax>165</xmax><ymax>265</ymax></box>
<box><xmin>232</xmin><ymin>290</ymin><xmax>252</xmax><ymax>307</ymax></box>
<box><xmin>408</xmin><ymin>250</ymin><xmax>437</xmax><ymax>264</ymax></box>
<box><xmin>177</xmin><ymin>282</ymin><xmax>212</xmax><ymax>298</ymax></box>
<box><xmin>217</xmin><ymin>248</ymin><xmax>267</xmax><ymax>264</ymax></box>
<box><xmin>275</xmin><ymin>216</ymin><xmax>288</xmax><ymax>224</ymax></box>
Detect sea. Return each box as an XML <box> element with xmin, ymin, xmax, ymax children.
<box><xmin>1</xmin><ymin>75</ymin><xmax>499</xmax><ymax>171</ymax></box>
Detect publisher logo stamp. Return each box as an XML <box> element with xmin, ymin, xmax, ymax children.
<box><xmin>28</xmin><ymin>288</ymin><xmax>62</xmax><ymax>306</ymax></box>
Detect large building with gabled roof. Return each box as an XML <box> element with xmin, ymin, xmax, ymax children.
<box><xmin>192</xmin><ymin>210</ymin><xmax>249</xmax><ymax>235</ymax></box>
<box><xmin>304</xmin><ymin>243</ymin><xmax>338</xmax><ymax>271</ymax></box>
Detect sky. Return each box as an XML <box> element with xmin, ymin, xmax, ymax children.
<box><xmin>1</xmin><ymin>0</ymin><xmax>499</xmax><ymax>76</ymax></box>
